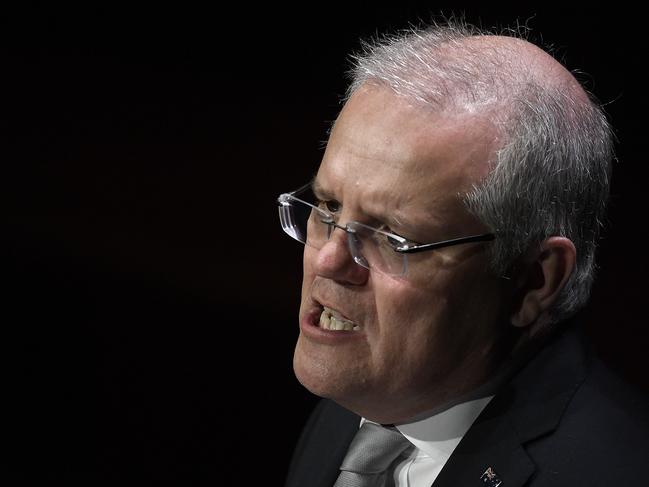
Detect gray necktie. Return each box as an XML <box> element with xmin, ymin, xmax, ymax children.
<box><xmin>334</xmin><ymin>422</ymin><xmax>413</xmax><ymax>487</ymax></box>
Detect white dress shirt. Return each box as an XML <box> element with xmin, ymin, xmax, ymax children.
<box><xmin>361</xmin><ymin>396</ymin><xmax>493</xmax><ymax>487</ymax></box>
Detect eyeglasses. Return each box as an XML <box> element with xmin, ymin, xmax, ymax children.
<box><xmin>277</xmin><ymin>183</ymin><xmax>495</xmax><ymax>277</ymax></box>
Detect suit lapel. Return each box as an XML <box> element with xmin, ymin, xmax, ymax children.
<box><xmin>431</xmin><ymin>393</ymin><xmax>535</xmax><ymax>487</ymax></box>
<box><xmin>433</xmin><ymin>326</ymin><xmax>589</xmax><ymax>487</ymax></box>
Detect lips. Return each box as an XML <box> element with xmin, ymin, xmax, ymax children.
<box><xmin>299</xmin><ymin>299</ymin><xmax>364</xmax><ymax>344</ymax></box>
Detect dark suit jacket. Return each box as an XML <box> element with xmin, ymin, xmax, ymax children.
<box><xmin>285</xmin><ymin>326</ymin><xmax>649</xmax><ymax>486</ymax></box>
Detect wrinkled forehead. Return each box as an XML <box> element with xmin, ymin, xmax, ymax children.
<box><xmin>318</xmin><ymin>85</ymin><xmax>499</xmax><ymax>201</ymax></box>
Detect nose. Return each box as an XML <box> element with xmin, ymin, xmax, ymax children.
<box><xmin>311</xmin><ymin>226</ymin><xmax>369</xmax><ymax>285</ymax></box>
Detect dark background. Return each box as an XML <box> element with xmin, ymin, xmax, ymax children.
<box><xmin>2</xmin><ymin>4</ymin><xmax>647</xmax><ymax>485</ymax></box>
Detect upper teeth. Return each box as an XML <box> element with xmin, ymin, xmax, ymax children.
<box><xmin>319</xmin><ymin>307</ymin><xmax>359</xmax><ymax>331</ymax></box>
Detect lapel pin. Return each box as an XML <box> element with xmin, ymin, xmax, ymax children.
<box><xmin>480</xmin><ymin>466</ymin><xmax>502</xmax><ymax>486</ymax></box>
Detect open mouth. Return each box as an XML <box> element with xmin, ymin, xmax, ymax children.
<box><xmin>318</xmin><ymin>306</ymin><xmax>360</xmax><ymax>331</ymax></box>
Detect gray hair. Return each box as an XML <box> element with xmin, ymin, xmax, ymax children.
<box><xmin>346</xmin><ymin>22</ymin><xmax>613</xmax><ymax>323</ymax></box>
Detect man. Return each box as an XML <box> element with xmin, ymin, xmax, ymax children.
<box><xmin>279</xmin><ymin>22</ymin><xmax>649</xmax><ymax>486</ymax></box>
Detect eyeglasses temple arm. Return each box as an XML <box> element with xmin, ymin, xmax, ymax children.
<box><xmin>396</xmin><ymin>233</ymin><xmax>496</xmax><ymax>254</ymax></box>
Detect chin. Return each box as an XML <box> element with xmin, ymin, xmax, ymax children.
<box><xmin>292</xmin><ymin>340</ymin><xmax>355</xmax><ymax>401</ymax></box>
<box><xmin>293</xmin><ymin>355</ymin><xmax>403</xmax><ymax>422</ymax></box>
<box><xmin>293</xmin><ymin>344</ymin><xmax>332</xmax><ymax>398</ymax></box>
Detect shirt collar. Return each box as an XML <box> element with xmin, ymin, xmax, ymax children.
<box><xmin>361</xmin><ymin>395</ymin><xmax>493</xmax><ymax>462</ymax></box>
<box><xmin>394</xmin><ymin>395</ymin><xmax>493</xmax><ymax>460</ymax></box>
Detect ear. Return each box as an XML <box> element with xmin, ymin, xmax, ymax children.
<box><xmin>511</xmin><ymin>237</ymin><xmax>576</xmax><ymax>329</ymax></box>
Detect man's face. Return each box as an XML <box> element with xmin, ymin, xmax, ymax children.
<box><xmin>294</xmin><ymin>85</ymin><xmax>510</xmax><ymax>423</ymax></box>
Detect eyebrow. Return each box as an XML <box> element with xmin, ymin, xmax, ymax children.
<box><xmin>311</xmin><ymin>179</ymin><xmax>336</xmax><ymax>201</ymax></box>
<box><xmin>311</xmin><ymin>178</ymin><xmax>420</xmax><ymax>238</ymax></box>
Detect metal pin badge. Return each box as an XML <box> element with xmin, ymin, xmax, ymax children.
<box><xmin>480</xmin><ymin>466</ymin><xmax>502</xmax><ymax>486</ymax></box>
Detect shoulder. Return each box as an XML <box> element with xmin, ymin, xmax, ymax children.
<box><xmin>517</xmin><ymin>327</ymin><xmax>649</xmax><ymax>484</ymax></box>
<box><xmin>532</xmin><ymin>360</ymin><xmax>649</xmax><ymax>474</ymax></box>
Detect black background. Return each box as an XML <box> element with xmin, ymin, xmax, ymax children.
<box><xmin>2</xmin><ymin>4</ymin><xmax>647</xmax><ymax>485</ymax></box>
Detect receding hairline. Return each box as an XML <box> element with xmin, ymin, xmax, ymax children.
<box><xmin>459</xmin><ymin>35</ymin><xmax>589</xmax><ymax>103</ymax></box>
<box><xmin>348</xmin><ymin>31</ymin><xmax>591</xmax><ymax>115</ymax></box>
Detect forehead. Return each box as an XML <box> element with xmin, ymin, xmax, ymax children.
<box><xmin>316</xmin><ymin>85</ymin><xmax>498</xmax><ymax>221</ymax></box>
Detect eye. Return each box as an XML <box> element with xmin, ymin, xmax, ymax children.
<box><xmin>382</xmin><ymin>232</ymin><xmax>406</xmax><ymax>251</ymax></box>
<box><xmin>385</xmin><ymin>225</ymin><xmax>424</xmax><ymax>250</ymax></box>
<box><xmin>318</xmin><ymin>199</ymin><xmax>341</xmax><ymax>214</ymax></box>
<box><xmin>376</xmin><ymin>226</ymin><xmax>406</xmax><ymax>250</ymax></box>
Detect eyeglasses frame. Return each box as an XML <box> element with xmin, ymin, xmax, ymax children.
<box><xmin>278</xmin><ymin>183</ymin><xmax>496</xmax><ymax>274</ymax></box>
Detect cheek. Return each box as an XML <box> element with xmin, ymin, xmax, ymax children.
<box><xmin>373</xmin><ymin>266</ymin><xmax>497</xmax><ymax>365</ymax></box>
<box><xmin>376</xmin><ymin>274</ymin><xmax>448</xmax><ymax>324</ymax></box>
<box><xmin>373</xmin><ymin>278</ymin><xmax>449</xmax><ymax>356</ymax></box>
<box><xmin>301</xmin><ymin>248</ymin><xmax>316</xmax><ymax>292</ymax></box>
<box><xmin>371</xmin><ymin>302</ymin><xmax>451</xmax><ymax>395</ymax></box>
